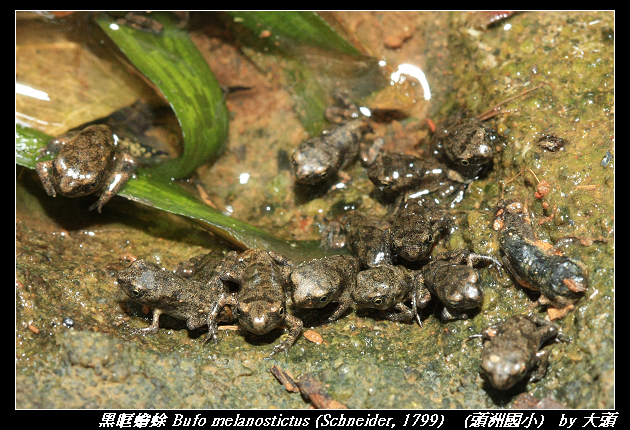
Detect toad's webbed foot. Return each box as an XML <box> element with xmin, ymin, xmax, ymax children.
<box><xmin>359</xmin><ymin>137</ymin><xmax>385</xmax><ymax>167</ymax></box>
<box><xmin>130</xmin><ymin>326</ymin><xmax>159</xmax><ymax>335</ymax></box>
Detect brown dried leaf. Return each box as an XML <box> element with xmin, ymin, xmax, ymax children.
<box><xmin>547</xmin><ymin>304</ymin><xmax>574</xmax><ymax>321</ymax></box>
<box><xmin>303</xmin><ymin>329</ymin><xmax>324</xmax><ymax>344</ymax></box>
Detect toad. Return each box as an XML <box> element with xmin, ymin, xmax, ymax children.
<box><xmin>367</xmin><ymin>152</ymin><xmax>444</xmax><ymax>195</ymax></box>
<box><xmin>478</xmin><ymin>314</ymin><xmax>568</xmax><ymax>390</ymax></box>
<box><xmin>117</xmin><ymin>257</ymin><xmax>232</xmax><ymax>340</ymax></box>
<box><xmin>290</xmin><ymin>255</ymin><xmax>360</xmax><ymax>310</ymax></box>
<box><xmin>494</xmin><ymin>200</ymin><xmax>589</xmax><ymax>318</ymax></box>
<box><xmin>292</xmin><ymin>119</ymin><xmax>370</xmax><ymax>185</ymax></box>
<box><xmin>419</xmin><ymin>250</ymin><xmax>502</xmax><ymax>321</ymax></box>
<box><xmin>431</xmin><ymin>85</ymin><xmax>546</xmax><ymax>188</ymax></box>
<box><xmin>206</xmin><ymin>249</ymin><xmax>302</xmax><ymax>356</ymax></box>
<box><xmin>329</xmin><ymin>264</ymin><xmax>431</xmax><ymax>324</ymax></box>
<box><xmin>431</xmin><ymin>117</ymin><xmax>497</xmax><ymax>185</ymax></box>
<box><xmin>389</xmin><ymin>197</ymin><xmax>451</xmax><ymax>262</ymax></box>
<box><xmin>36</xmin><ymin>124</ymin><xmax>136</xmax><ymax>212</ymax></box>
<box><xmin>327</xmin><ymin>211</ymin><xmax>394</xmax><ymax>269</ymax></box>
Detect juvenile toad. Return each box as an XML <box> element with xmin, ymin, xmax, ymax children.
<box><xmin>206</xmin><ymin>249</ymin><xmax>302</xmax><ymax>356</ymax></box>
<box><xmin>390</xmin><ymin>198</ymin><xmax>451</xmax><ymax>262</ymax></box>
<box><xmin>292</xmin><ymin>119</ymin><xmax>370</xmax><ymax>185</ymax></box>
<box><xmin>368</xmin><ymin>118</ymin><xmax>497</xmax><ymax>204</ymax></box>
<box><xmin>117</xmin><ymin>258</ymin><xmax>231</xmax><ymax>340</ymax></box>
<box><xmin>329</xmin><ymin>264</ymin><xmax>431</xmax><ymax>324</ymax></box>
<box><xmin>290</xmin><ymin>255</ymin><xmax>360</xmax><ymax>310</ymax></box>
<box><xmin>367</xmin><ymin>151</ymin><xmax>469</xmax><ymax>207</ymax></box>
<box><xmin>431</xmin><ymin>118</ymin><xmax>497</xmax><ymax>184</ymax></box>
<box><xmin>479</xmin><ymin>314</ymin><xmax>567</xmax><ymax>390</ymax></box>
<box><xmin>495</xmin><ymin>200</ymin><xmax>588</xmax><ymax>318</ymax></box>
<box><xmin>367</xmin><ymin>152</ymin><xmax>444</xmax><ymax>195</ymax></box>
<box><xmin>36</xmin><ymin>124</ymin><xmax>136</xmax><ymax>212</ymax></box>
<box><xmin>419</xmin><ymin>250</ymin><xmax>502</xmax><ymax>321</ymax></box>
<box><xmin>334</xmin><ymin>211</ymin><xmax>394</xmax><ymax>269</ymax></box>
<box><xmin>328</xmin><ymin>199</ymin><xmax>450</xmax><ymax>267</ymax></box>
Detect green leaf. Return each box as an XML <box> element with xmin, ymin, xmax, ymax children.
<box><xmin>16</xmin><ymin>125</ymin><xmax>345</xmax><ymax>262</ymax></box>
<box><xmin>15</xmin><ymin>125</ymin><xmax>48</xmax><ymax>169</ymax></box>
<box><xmin>96</xmin><ymin>12</ymin><xmax>229</xmax><ymax>179</ymax></box>
<box><xmin>16</xmin><ymin>12</ymin><xmax>363</xmax><ymax>262</ymax></box>
<box><xmin>228</xmin><ymin>11</ymin><xmax>361</xmax><ymax>57</ymax></box>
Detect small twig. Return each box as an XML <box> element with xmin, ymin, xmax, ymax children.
<box><xmin>476</xmin><ymin>83</ymin><xmax>547</xmax><ymax>121</ymax></box>
<box><xmin>270</xmin><ymin>365</ymin><xmax>300</xmax><ymax>393</ymax></box>
<box><xmin>501</xmin><ymin>167</ymin><xmax>543</xmax><ymax>200</ymax></box>
<box><xmin>270</xmin><ymin>365</ymin><xmax>348</xmax><ymax>409</ymax></box>
<box><xmin>297</xmin><ymin>373</ymin><xmax>348</xmax><ymax>409</ymax></box>
<box><xmin>217</xmin><ymin>325</ymin><xmax>241</xmax><ymax>331</ymax></box>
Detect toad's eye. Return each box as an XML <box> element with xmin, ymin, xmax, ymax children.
<box><xmin>233</xmin><ymin>307</ymin><xmax>241</xmax><ymax>318</ymax></box>
<box><xmin>372</xmin><ymin>297</ymin><xmax>384</xmax><ymax>305</ymax></box>
<box><xmin>426</xmin><ymin>234</ymin><xmax>434</xmax><ymax>243</ymax></box>
<box><xmin>319</xmin><ymin>294</ymin><xmax>330</xmax><ymax>303</ymax></box>
<box><xmin>131</xmin><ymin>288</ymin><xmax>143</xmax><ymax>298</ymax></box>
<box><xmin>278</xmin><ymin>306</ymin><xmax>285</xmax><ymax>316</ymax></box>
<box><xmin>461</xmin><ymin>159</ymin><xmax>470</xmax><ymax>166</ymax></box>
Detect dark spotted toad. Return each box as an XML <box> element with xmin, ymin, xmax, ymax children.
<box><xmin>117</xmin><ymin>257</ymin><xmax>231</xmax><ymax>340</ymax></box>
<box><xmin>419</xmin><ymin>250</ymin><xmax>502</xmax><ymax>321</ymax></box>
<box><xmin>479</xmin><ymin>314</ymin><xmax>568</xmax><ymax>390</ymax></box>
<box><xmin>290</xmin><ymin>255</ymin><xmax>360</xmax><ymax>310</ymax></box>
<box><xmin>36</xmin><ymin>124</ymin><xmax>136</xmax><ymax>212</ymax></box>
<box><xmin>206</xmin><ymin>249</ymin><xmax>302</xmax><ymax>356</ymax></box>
<box><xmin>292</xmin><ymin>120</ymin><xmax>370</xmax><ymax>185</ymax></box>
<box><xmin>329</xmin><ymin>264</ymin><xmax>431</xmax><ymax>324</ymax></box>
<box><xmin>495</xmin><ymin>200</ymin><xmax>588</xmax><ymax>318</ymax></box>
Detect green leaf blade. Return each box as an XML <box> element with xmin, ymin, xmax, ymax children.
<box><xmin>96</xmin><ymin>12</ymin><xmax>229</xmax><ymax>179</ymax></box>
<box><xmin>228</xmin><ymin>11</ymin><xmax>361</xmax><ymax>57</ymax></box>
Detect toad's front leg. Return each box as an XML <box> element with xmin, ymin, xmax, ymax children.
<box><xmin>35</xmin><ymin>160</ymin><xmax>57</xmax><ymax>197</ymax></box>
<box><xmin>205</xmin><ymin>293</ymin><xmax>237</xmax><ymax>344</ymax></box>
<box><xmin>130</xmin><ymin>308</ymin><xmax>163</xmax><ymax>335</ymax></box>
<box><xmin>412</xmin><ymin>278</ymin><xmax>432</xmax><ymax>326</ymax></box>
<box><xmin>383</xmin><ymin>303</ymin><xmax>415</xmax><ymax>323</ymax></box>
<box><xmin>269</xmin><ymin>314</ymin><xmax>303</xmax><ymax>357</ymax></box>
<box><xmin>89</xmin><ymin>152</ymin><xmax>137</xmax><ymax>213</ymax></box>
